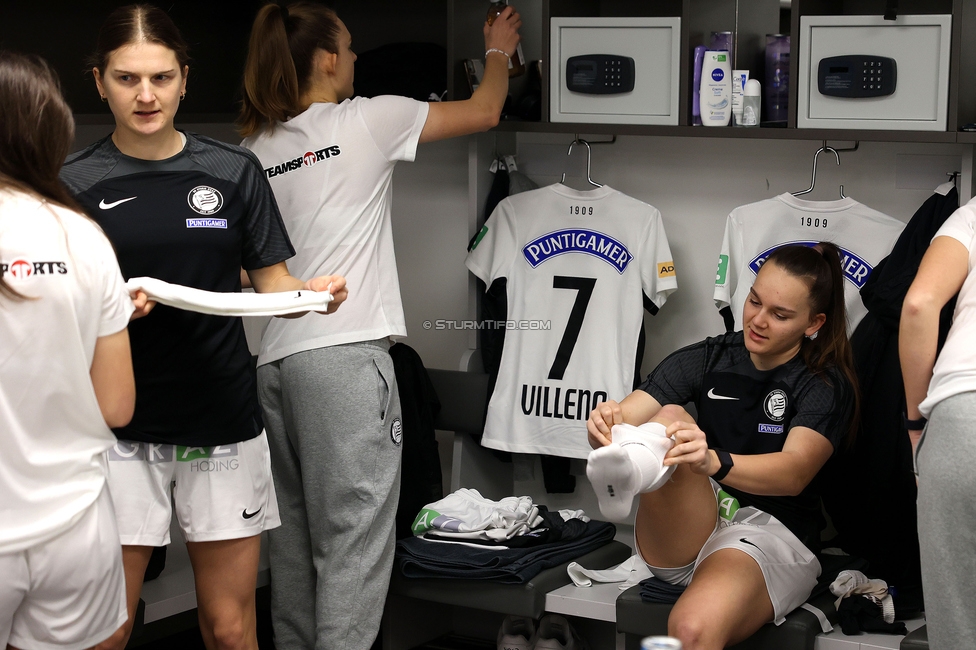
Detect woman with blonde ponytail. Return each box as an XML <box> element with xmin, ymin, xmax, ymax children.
<box><xmin>585</xmin><ymin>243</ymin><xmax>857</xmax><ymax>650</ymax></box>
<box><xmin>238</xmin><ymin>3</ymin><xmax>521</xmax><ymax>648</ymax></box>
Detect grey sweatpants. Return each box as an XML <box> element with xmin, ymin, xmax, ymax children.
<box><xmin>257</xmin><ymin>340</ymin><xmax>402</xmax><ymax>650</ymax></box>
<box><xmin>916</xmin><ymin>391</ymin><xmax>976</xmax><ymax>650</ymax></box>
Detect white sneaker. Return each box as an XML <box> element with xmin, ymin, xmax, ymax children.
<box><xmin>497</xmin><ymin>614</ymin><xmax>535</xmax><ymax>650</ymax></box>
<box><xmin>533</xmin><ymin>614</ymin><xmax>587</xmax><ymax>650</ymax></box>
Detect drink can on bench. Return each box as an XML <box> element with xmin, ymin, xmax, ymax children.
<box><xmin>641</xmin><ymin>637</ymin><xmax>682</xmax><ymax>650</ymax></box>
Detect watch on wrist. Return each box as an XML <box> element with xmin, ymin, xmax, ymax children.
<box><xmin>711</xmin><ymin>448</ymin><xmax>734</xmax><ymax>481</ymax></box>
<box><xmin>903</xmin><ymin>412</ymin><xmax>927</xmax><ymax>430</ymax></box>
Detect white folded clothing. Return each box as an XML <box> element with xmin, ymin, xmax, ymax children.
<box><xmin>830</xmin><ymin>569</ymin><xmax>870</xmax><ymax>602</ymax></box>
<box><xmin>421</xmin><ymin>521</ymin><xmax>536</xmax><ymax>542</ymax></box>
<box><xmin>567</xmin><ymin>554</ymin><xmax>651</xmax><ymax>590</ymax></box>
<box><xmin>410</xmin><ymin>488</ymin><xmax>541</xmax><ymax>537</ymax></box>
<box><xmin>125</xmin><ymin>276</ymin><xmax>332</xmax><ymax>317</ymax></box>
<box><xmin>558</xmin><ymin>508</ymin><xmax>591</xmax><ymax>523</ymax></box>
<box><xmin>830</xmin><ymin>569</ymin><xmax>895</xmax><ymax>623</ymax></box>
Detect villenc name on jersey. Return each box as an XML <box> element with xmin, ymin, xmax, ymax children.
<box><xmin>264</xmin><ymin>144</ymin><xmax>341</xmax><ymax>178</ymax></box>
<box><xmin>521</xmin><ymin>384</ymin><xmax>608</xmax><ymax>421</ymax></box>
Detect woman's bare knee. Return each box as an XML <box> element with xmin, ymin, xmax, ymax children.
<box><xmin>205</xmin><ymin>617</ymin><xmax>250</xmax><ymax>650</ymax></box>
<box><xmin>653</xmin><ymin>403</ymin><xmax>695</xmax><ymax>427</ymax></box>
<box><xmin>668</xmin><ymin>609</ymin><xmax>712</xmax><ymax>650</ymax></box>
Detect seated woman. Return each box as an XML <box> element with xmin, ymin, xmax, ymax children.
<box><xmin>587</xmin><ymin>243</ymin><xmax>857</xmax><ymax>650</ymax></box>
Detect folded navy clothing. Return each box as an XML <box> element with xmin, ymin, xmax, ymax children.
<box><xmin>639</xmin><ymin>576</ymin><xmax>687</xmax><ymax>604</ymax></box>
<box><xmin>396</xmin><ymin>518</ymin><xmax>615</xmax><ymax>584</ymax></box>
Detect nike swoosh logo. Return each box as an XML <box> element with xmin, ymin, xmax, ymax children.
<box><xmin>739</xmin><ymin>537</ymin><xmax>767</xmax><ymax>558</ymax></box>
<box><xmin>707</xmin><ymin>388</ymin><xmax>739</xmax><ymax>400</ymax></box>
<box><xmin>98</xmin><ymin>197</ymin><xmax>137</xmax><ymax>210</ymax></box>
<box><xmin>242</xmin><ymin>508</ymin><xmax>262</xmax><ymax>520</ymax></box>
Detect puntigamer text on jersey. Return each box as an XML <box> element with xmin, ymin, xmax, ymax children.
<box><xmin>522</xmin><ymin>228</ymin><xmax>634</xmax><ymax>274</ymax></box>
<box><xmin>264</xmin><ymin>144</ymin><xmax>341</xmax><ymax>178</ymax></box>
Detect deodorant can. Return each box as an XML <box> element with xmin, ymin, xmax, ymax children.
<box><xmin>641</xmin><ymin>637</ymin><xmax>682</xmax><ymax>650</ymax></box>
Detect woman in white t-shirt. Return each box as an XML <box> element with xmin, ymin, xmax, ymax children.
<box><xmin>0</xmin><ymin>52</ymin><xmax>135</xmax><ymax>650</ymax></box>
<box><xmin>901</xmin><ymin>196</ymin><xmax>976</xmax><ymax>650</ymax></box>
<box><xmin>238</xmin><ymin>3</ymin><xmax>521</xmax><ymax>647</ymax></box>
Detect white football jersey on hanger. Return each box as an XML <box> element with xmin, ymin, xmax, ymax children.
<box><xmin>466</xmin><ymin>183</ymin><xmax>677</xmax><ymax>459</ymax></box>
<box><xmin>714</xmin><ymin>193</ymin><xmax>904</xmax><ymax>332</ymax></box>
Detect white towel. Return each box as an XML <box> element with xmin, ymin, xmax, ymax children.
<box><xmin>126</xmin><ymin>276</ymin><xmax>332</xmax><ymax>317</ymax></box>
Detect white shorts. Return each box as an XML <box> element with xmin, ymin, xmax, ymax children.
<box><xmin>106</xmin><ymin>431</ymin><xmax>281</xmax><ymax>545</ymax></box>
<box><xmin>641</xmin><ymin>480</ymin><xmax>821</xmax><ymax>624</ymax></box>
<box><xmin>0</xmin><ymin>487</ymin><xmax>127</xmax><ymax>650</ymax></box>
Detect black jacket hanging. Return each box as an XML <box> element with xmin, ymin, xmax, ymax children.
<box><xmin>391</xmin><ymin>343</ymin><xmax>444</xmax><ymax>539</ymax></box>
<box><xmin>820</xmin><ymin>186</ymin><xmax>958</xmax><ymax>608</ymax></box>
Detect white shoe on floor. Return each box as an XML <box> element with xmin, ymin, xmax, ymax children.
<box><xmin>497</xmin><ymin>614</ymin><xmax>535</xmax><ymax>650</ymax></box>
<box><xmin>533</xmin><ymin>614</ymin><xmax>587</xmax><ymax>650</ymax></box>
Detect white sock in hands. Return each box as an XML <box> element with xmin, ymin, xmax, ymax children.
<box><xmin>586</xmin><ymin>422</ymin><xmax>675</xmax><ymax>521</ymax></box>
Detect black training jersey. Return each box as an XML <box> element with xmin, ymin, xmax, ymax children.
<box><xmin>638</xmin><ymin>331</ymin><xmax>853</xmax><ymax>551</ymax></box>
<box><xmin>60</xmin><ymin>132</ymin><xmax>296</xmax><ymax>447</ymax></box>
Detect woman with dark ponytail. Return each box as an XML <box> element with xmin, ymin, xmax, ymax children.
<box><xmin>238</xmin><ymin>4</ymin><xmax>520</xmax><ymax>648</ymax></box>
<box><xmin>0</xmin><ymin>52</ymin><xmax>134</xmax><ymax>650</ymax></box>
<box><xmin>586</xmin><ymin>242</ymin><xmax>857</xmax><ymax>650</ymax></box>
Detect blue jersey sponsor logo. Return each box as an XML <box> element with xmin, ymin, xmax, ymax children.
<box><xmin>522</xmin><ymin>228</ymin><xmax>633</xmax><ymax>274</ymax></box>
<box><xmin>758</xmin><ymin>423</ymin><xmax>784</xmax><ymax>434</ymax></box>
<box><xmin>748</xmin><ymin>241</ymin><xmax>874</xmax><ymax>289</ymax></box>
<box><xmin>186</xmin><ymin>218</ymin><xmax>228</xmax><ymax>229</ymax></box>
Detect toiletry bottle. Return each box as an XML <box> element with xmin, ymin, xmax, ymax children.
<box><xmin>692</xmin><ymin>46</ymin><xmax>706</xmax><ymax>125</ymax></box>
<box><xmin>732</xmin><ymin>70</ymin><xmax>749</xmax><ymax>126</ymax></box>
<box><xmin>765</xmin><ymin>34</ymin><xmax>790</xmax><ymax>124</ymax></box>
<box><xmin>741</xmin><ymin>79</ymin><xmax>761</xmax><ymax>126</ymax></box>
<box><xmin>487</xmin><ymin>1</ymin><xmax>525</xmax><ymax>77</ymax></box>
<box><xmin>701</xmin><ymin>51</ymin><xmax>732</xmax><ymax>127</ymax></box>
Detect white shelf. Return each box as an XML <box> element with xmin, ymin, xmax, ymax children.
<box><xmin>545</xmin><ymin>582</ymin><xmax>623</xmax><ymax>623</ymax></box>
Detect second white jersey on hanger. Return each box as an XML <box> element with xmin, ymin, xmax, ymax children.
<box><xmin>466</xmin><ymin>184</ymin><xmax>677</xmax><ymax>459</ymax></box>
<box><xmin>714</xmin><ymin>193</ymin><xmax>904</xmax><ymax>331</ymax></box>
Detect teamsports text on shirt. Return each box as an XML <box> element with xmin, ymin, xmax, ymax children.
<box><xmin>0</xmin><ymin>261</ymin><xmax>68</xmax><ymax>277</ymax></box>
<box><xmin>264</xmin><ymin>145</ymin><xmax>341</xmax><ymax>178</ymax></box>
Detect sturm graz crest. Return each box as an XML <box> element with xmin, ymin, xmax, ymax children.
<box><xmin>390</xmin><ymin>417</ymin><xmax>403</xmax><ymax>446</ymax></box>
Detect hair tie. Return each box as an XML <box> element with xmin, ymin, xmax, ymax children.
<box><xmin>812</xmin><ymin>243</ymin><xmax>825</xmax><ymax>255</ymax></box>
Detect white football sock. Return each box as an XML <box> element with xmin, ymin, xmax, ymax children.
<box><xmin>586</xmin><ymin>422</ymin><xmax>675</xmax><ymax>521</ymax></box>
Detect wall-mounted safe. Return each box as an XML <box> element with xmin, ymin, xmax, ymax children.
<box><xmin>550</xmin><ymin>17</ymin><xmax>681</xmax><ymax>125</ymax></box>
<box><xmin>797</xmin><ymin>14</ymin><xmax>951</xmax><ymax>131</ymax></box>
